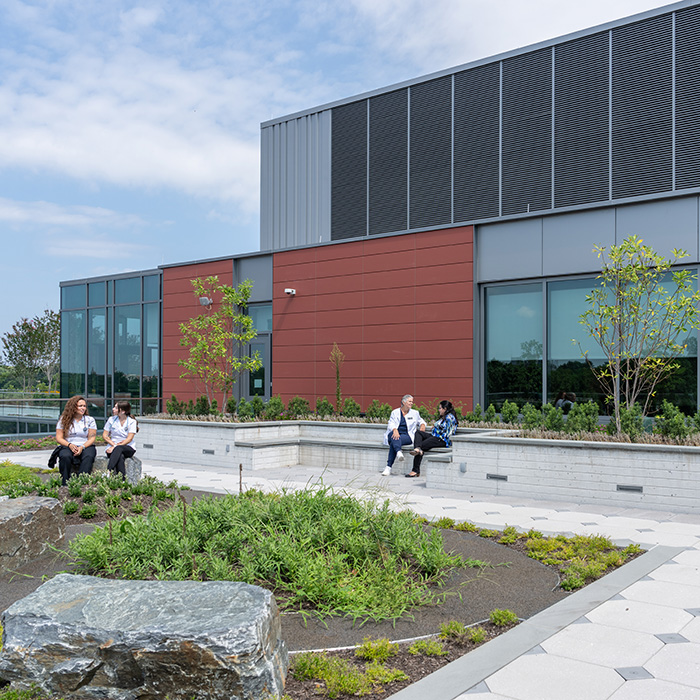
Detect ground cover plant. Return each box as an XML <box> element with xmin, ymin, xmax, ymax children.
<box><xmin>67</xmin><ymin>487</ymin><xmax>482</xmax><ymax>621</ymax></box>
<box><xmin>0</xmin><ymin>435</ymin><xmax>106</xmax><ymax>453</ymax></box>
<box><xmin>0</xmin><ymin>468</ymin><xmax>186</xmax><ymax>525</ymax></box>
<box><xmin>283</xmin><ymin>612</ymin><xmax>520</xmax><ymax>699</ymax></box>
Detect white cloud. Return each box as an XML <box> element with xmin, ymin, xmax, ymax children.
<box><xmin>0</xmin><ymin>198</ymin><xmax>144</xmax><ymax>228</ymax></box>
<box><xmin>45</xmin><ymin>235</ymin><xmax>148</xmax><ymax>259</ymax></box>
<box><xmin>516</xmin><ymin>305</ymin><xmax>536</xmax><ymax>319</ymax></box>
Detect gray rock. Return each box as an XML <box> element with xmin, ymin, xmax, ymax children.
<box><xmin>93</xmin><ymin>455</ymin><xmax>142</xmax><ymax>485</ymax></box>
<box><xmin>0</xmin><ymin>497</ymin><xmax>64</xmax><ymax>568</ymax></box>
<box><xmin>0</xmin><ymin>574</ymin><xmax>288</xmax><ymax>700</ymax></box>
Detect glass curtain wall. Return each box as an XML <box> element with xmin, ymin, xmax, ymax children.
<box><xmin>484</xmin><ymin>275</ymin><xmax>699</xmax><ymax>414</ymax></box>
<box><xmin>60</xmin><ymin>273</ymin><xmax>162</xmax><ymax>421</ymax></box>
<box><xmin>485</xmin><ymin>284</ymin><xmax>543</xmax><ymax>408</ymax></box>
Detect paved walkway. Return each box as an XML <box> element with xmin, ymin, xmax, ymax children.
<box><xmin>6</xmin><ymin>451</ymin><xmax>700</xmax><ymax>700</ymax></box>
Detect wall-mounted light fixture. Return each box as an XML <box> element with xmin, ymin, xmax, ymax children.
<box><xmin>284</xmin><ymin>288</ymin><xmax>296</xmax><ymax>296</ymax></box>
<box><xmin>199</xmin><ymin>296</ymin><xmax>213</xmax><ymax>307</ymax></box>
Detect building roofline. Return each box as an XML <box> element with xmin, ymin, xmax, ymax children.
<box><xmin>261</xmin><ymin>0</ymin><xmax>699</xmax><ymax>128</ymax></box>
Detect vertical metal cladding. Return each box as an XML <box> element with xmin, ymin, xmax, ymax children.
<box><xmin>332</xmin><ymin>100</ymin><xmax>368</xmax><ymax>240</ymax></box>
<box><xmin>612</xmin><ymin>14</ymin><xmax>673</xmax><ymax>199</ymax></box>
<box><xmin>410</xmin><ymin>76</ymin><xmax>452</xmax><ymax>229</ymax></box>
<box><xmin>502</xmin><ymin>48</ymin><xmax>552</xmax><ymax>215</ymax></box>
<box><xmin>369</xmin><ymin>89</ymin><xmax>408</xmax><ymax>235</ymax></box>
<box><xmin>454</xmin><ymin>63</ymin><xmax>500</xmax><ymax>222</ymax></box>
<box><xmin>554</xmin><ymin>31</ymin><xmax>610</xmax><ymax>208</ymax></box>
<box><xmin>676</xmin><ymin>4</ymin><xmax>700</xmax><ymax>191</ymax></box>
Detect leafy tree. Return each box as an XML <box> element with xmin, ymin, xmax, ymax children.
<box><xmin>329</xmin><ymin>342</ymin><xmax>345</xmax><ymax>412</ymax></box>
<box><xmin>178</xmin><ymin>276</ymin><xmax>261</xmax><ymax>407</ymax></box>
<box><xmin>1</xmin><ymin>309</ymin><xmax>60</xmax><ymax>392</ymax></box>
<box><xmin>579</xmin><ymin>236</ymin><xmax>700</xmax><ymax>434</ymax></box>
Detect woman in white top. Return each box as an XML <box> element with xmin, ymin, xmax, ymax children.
<box><xmin>55</xmin><ymin>395</ymin><xmax>97</xmax><ymax>485</ymax></box>
<box><xmin>103</xmin><ymin>401</ymin><xmax>137</xmax><ymax>478</ymax></box>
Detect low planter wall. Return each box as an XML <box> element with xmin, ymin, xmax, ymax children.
<box><xmin>437</xmin><ymin>431</ymin><xmax>700</xmax><ymax>514</ymax></box>
<box><xmin>136</xmin><ymin>419</ymin><xmax>700</xmax><ymax>513</ymax></box>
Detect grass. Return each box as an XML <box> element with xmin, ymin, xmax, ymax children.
<box><xmin>67</xmin><ymin>486</ymin><xmax>478</xmax><ymax>621</ymax></box>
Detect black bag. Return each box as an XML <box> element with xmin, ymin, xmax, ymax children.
<box><xmin>48</xmin><ymin>445</ymin><xmax>61</xmax><ymax>469</ymax></box>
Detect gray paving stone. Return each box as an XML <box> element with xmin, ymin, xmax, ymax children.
<box><xmin>655</xmin><ymin>633</ymin><xmax>689</xmax><ymax>644</ymax></box>
<box><xmin>616</xmin><ymin>666</ymin><xmax>654</xmax><ymax>681</ymax></box>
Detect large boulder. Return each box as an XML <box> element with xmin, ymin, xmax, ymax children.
<box><xmin>0</xmin><ymin>497</ymin><xmax>64</xmax><ymax>568</ymax></box>
<box><xmin>92</xmin><ymin>455</ymin><xmax>142</xmax><ymax>485</ymax></box>
<box><xmin>0</xmin><ymin>574</ymin><xmax>288</xmax><ymax>700</ymax></box>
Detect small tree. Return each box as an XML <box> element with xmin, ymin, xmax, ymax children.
<box><xmin>178</xmin><ymin>276</ymin><xmax>261</xmax><ymax>407</ymax></box>
<box><xmin>329</xmin><ymin>342</ymin><xmax>345</xmax><ymax>412</ymax></box>
<box><xmin>579</xmin><ymin>236</ymin><xmax>700</xmax><ymax>434</ymax></box>
<box><xmin>1</xmin><ymin>309</ymin><xmax>60</xmax><ymax>393</ymax></box>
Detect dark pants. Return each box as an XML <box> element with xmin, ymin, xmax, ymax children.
<box><xmin>411</xmin><ymin>431</ymin><xmax>447</xmax><ymax>475</ymax></box>
<box><xmin>387</xmin><ymin>433</ymin><xmax>412</xmax><ymax>466</ymax></box>
<box><xmin>107</xmin><ymin>445</ymin><xmax>136</xmax><ymax>478</ymax></box>
<box><xmin>58</xmin><ymin>445</ymin><xmax>96</xmax><ymax>486</ymax></box>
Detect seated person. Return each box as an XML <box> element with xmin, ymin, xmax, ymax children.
<box><xmin>407</xmin><ymin>400</ymin><xmax>458</xmax><ymax>478</ymax></box>
<box><xmin>382</xmin><ymin>394</ymin><xmax>426</xmax><ymax>476</ymax></box>
<box><xmin>55</xmin><ymin>396</ymin><xmax>97</xmax><ymax>485</ymax></box>
<box><xmin>103</xmin><ymin>401</ymin><xmax>138</xmax><ymax>478</ymax></box>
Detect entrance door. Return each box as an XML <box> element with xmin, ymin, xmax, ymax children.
<box><xmin>247</xmin><ymin>337</ymin><xmax>270</xmax><ymax>400</ymax></box>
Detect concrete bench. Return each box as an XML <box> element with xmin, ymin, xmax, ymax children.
<box><xmin>92</xmin><ymin>455</ymin><xmax>142</xmax><ymax>485</ymax></box>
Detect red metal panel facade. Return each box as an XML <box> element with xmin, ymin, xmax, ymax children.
<box><xmin>162</xmin><ymin>259</ymin><xmax>234</xmax><ymax>403</ymax></box>
<box><xmin>272</xmin><ymin>226</ymin><xmax>474</xmax><ymax>411</ymax></box>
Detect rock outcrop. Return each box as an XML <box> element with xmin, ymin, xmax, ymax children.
<box><xmin>0</xmin><ymin>574</ymin><xmax>288</xmax><ymax>700</ymax></box>
<box><xmin>92</xmin><ymin>455</ymin><xmax>142</xmax><ymax>485</ymax></box>
<box><xmin>0</xmin><ymin>496</ymin><xmax>64</xmax><ymax>567</ymax></box>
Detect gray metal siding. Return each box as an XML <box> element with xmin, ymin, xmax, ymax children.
<box><xmin>260</xmin><ymin>111</ymin><xmax>331</xmax><ymax>250</ymax></box>
<box><xmin>676</xmin><ymin>4</ymin><xmax>700</xmax><ymax>190</ymax></box>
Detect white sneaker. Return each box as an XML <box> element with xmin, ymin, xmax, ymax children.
<box><xmin>395</xmin><ymin>450</ymin><xmax>405</xmax><ymax>462</ymax></box>
<box><xmin>382</xmin><ymin>466</ymin><xmax>392</xmax><ymax>476</ymax></box>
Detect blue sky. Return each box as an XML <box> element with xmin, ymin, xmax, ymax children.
<box><xmin>0</xmin><ymin>0</ymin><xmax>664</xmax><ymax>341</ymax></box>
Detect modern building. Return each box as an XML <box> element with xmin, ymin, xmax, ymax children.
<box><xmin>61</xmin><ymin>0</ymin><xmax>700</xmax><ymax>422</ymax></box>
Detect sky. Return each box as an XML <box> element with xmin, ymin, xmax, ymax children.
<box><xmin>0</xmin><ymin>0</ymin><xmax>669</xmax><ymax>342</ymax></box>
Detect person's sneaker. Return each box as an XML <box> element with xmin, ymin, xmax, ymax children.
<box><xmin>381</xmin><ymin>466</ymin><xmax>392</xmax><ymax>476</ymax></box>
<box><xmin>409</xmin><ymin>448</ymin><xmax>423</xmax><ymax>456</ymax></box>
<box><xmin>395</xmin><ymin>450</ymin><xmax>405</xmax><ymax>462</ymax></box>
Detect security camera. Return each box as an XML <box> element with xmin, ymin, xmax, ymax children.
<box><xmin>284</xmin><ymin>288</ymin><xmax>296</xmax><ymax>296</ymax></box>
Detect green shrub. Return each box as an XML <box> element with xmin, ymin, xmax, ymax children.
<box><xmin>79</xmin><ymin>504</ymin><xmax>98</xmax><ymax>519</ymax></box>
<box><xmin>131</xmin><ymin>502</ymin><xmax>145</xmax><ymax>514</ymax></box>
<box><xmin>453</xmin><ymin>521</ymin><xmax>478</xmax><ymax>532</ymax></box>
<box><xmin>225</xmin><ymin>396</ymin><xmax>237</xmax><ymax>414</ymax></box>
<box><xmin>607</xmin><ymin>402</ymin><xmax>644</xmax><ymax>438</ymax></box>
<box><xmin>341</xmin><ymin>397</ymin><xmax>361</xmax><ymax>417</ymax></box>
<box><xmin>484</xmin><ymin>404</ymin><xmax>497</xmax><ymax>423</ymax></box>
<box><xmin>500</xmin><ymin>399</ymin><xmax>519</xmax><ymax>424</ymax></box>
<box><xmin>68</xmin><ymin>480</ymin><xmax>83</xmax><ymax>497</ymax></box>
<box><xmin>166</xmin><ymin>395</ymin><xmax>183</xmax><ymax>414</ymax></box>
<box><xmin>565</xmin><ymin>401</ymin><xmax>599</xmax><ymax>433</ymax></box>
<box><xmin>433</xmin><ymin>517</ymin><xmax>455</xmax><ymax>529</ymax></box>
<box><xmin>439</xmin><ymin>620</ymin><xmax>466</xmax><ymax>639</ymax></box>
<box><xmin>416</xmin><ymin>403</ymin><xmax>434</xmax><ymax>423</ymax></box>
<box><xmin>0</xmin><ymin>461</ymin><xmax>42</xmax><ymax>493</ymax></box>
<box><xmin>250</xmin><ymin>396</ymin><xmax>265</xmax><ymax>418</ymax></box>
<box><xmin>654</xmin><ymin>400</ymin><xmax>691</xmax><ymax>439</ymax></box>
<box><xmin>542</xmin><ymin>403</ymin><xmax>565</xmax><ymax>432</ymax></box>
<box><xmin>521</xmin><ymin>402</ymin><xmax>543</xmax><ymax>429</ymax></box>
<box><xmin>236</xmin><ymin>397</ymin><xmax>253</xmax><ymax>418</ymax></box>
<box><xmin>82</xmin><ymin>489</ymin><xmax>95</xmax><ymax>504</ymax></box>
<box><xmin>408</xmin><ymin>639</ymin><xmax>447</xmax><ymax>656</ymax></box>
<box><xmin>489</xmin><ymin>609</ymin><xmax>518</xmax><ymax>626</ymax></box>
<box><xmin>467</xmin><ymin>626</ymin><xmax>487</xmax><ymax>644</ymax></box>
<box><xmin>286</xmin><ymin>396</ymin><xmax>311</xmax><ymax>418</ymax></box>
<box><xmin>365</xmin><ymin>399</ymin><xmax>392</xmax><ymax>420</ymax></box>
<box><xmin>354</xmin><ymin>637</ymin><xmax>398</xmax><ymax>663</ymax></box>
<box><xmin>465</xmin><ymin>403</ymin><xmax>483</xmax><ymax>422</ymax></box>
<box><xmin>193</xmin><ymin>395</ymin><xmax>210</xmax><ymax>416</ymax></box>
<box><xmin>63</xmin><ymin>501</ymin><xmax>79</xmax><ymax>515</ymax></box>
<box><xmin>316</xmin><ymin>397</ymin><xmax>334</xmax><ymax>417</ymax></box>
<box><xmin>264</xmin><ymin>395</ymin><xmax>285</xmax><ymax>420</ymax></box>
<box><xmin>498</xmin><ymin>525</ymin><xmax>521</xmax><ymax>544</ymax></box>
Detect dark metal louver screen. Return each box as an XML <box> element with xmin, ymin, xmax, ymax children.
<box><xmin>369</xmin><ymin>89</ymin><xmax>408</xmax><ymax>235</ymax></box>
<box><xmin>554</xmin><ymin>32</ymin><xmax>609</xmax><ymax>207</ymax></box>
<box><xmin>331</xmin><ymin>100</ymin><xmax>367</xmax><ymax>240</ymax></box>
<box><xmin>502</xmin><ymin>49</ymin><xmax>552</xmax><ymax>215</ymax></box>
<box><xmin>454</xmin><ymin>63</ymin><xmax>500</xmax><ymax>221</ymax></box>
<box><xmin>410</xmin><ymin>76</ymin><xmax>452</xmax><ymax>229</ymax></box>
<box><xmin>611</xmin><ymin>15</ymin><xmax>672</xmax><ymax>199</ymax></box>
<box><xmin>676</xmin><ymin>5</ymin><xmax>700</xmax><ymax>190</ymax></box>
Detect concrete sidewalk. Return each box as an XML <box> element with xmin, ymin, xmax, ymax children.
<box><xmin>5</xmin><ymin>450</ymin><xmax>700</xmax><ymax>700</ymax></box>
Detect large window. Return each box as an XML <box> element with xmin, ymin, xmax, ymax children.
<box><xmin>60</xmin><ymin>310</ymin><xmax>86</xmax><ymax>397</ymax></box>
<box><xmin>115</xmin><ymin>305</ymin><xmax>141</xmax><ymax>397</ymax></box>
<box><xmin>485</xmin><ymin>284</ymin><xmax>543</xmax><ymax>409</ymax></box>
<box><xmin>485</xmin><ymin>275</ymin><xmax>699</xmax><ymax>414</ymax></box>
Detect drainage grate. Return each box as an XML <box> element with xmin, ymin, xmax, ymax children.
<box><xmin>143</xmin><ymin>444</ymin><xmax>153</xmax><ymax>449</ymax></box>
<box><xmin>486</xmin><ymin>473</ymin><xmax>508</xmax><ymax>481</ymax></box>
<box><xmin>202</xmin><ymin>449</ymin><xmax>215</xmax><ymax>455</ymax></box>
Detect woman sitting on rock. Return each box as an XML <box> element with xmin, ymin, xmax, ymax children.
<box><xmin>55</xmin><ymin>395</ymin><xmax>97</xmax><ymax>485</ymax></box>
<box><xmin>103</xmin><ymin>401</ymin><xmax>138</xmax><ymax>479</ymax></box>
